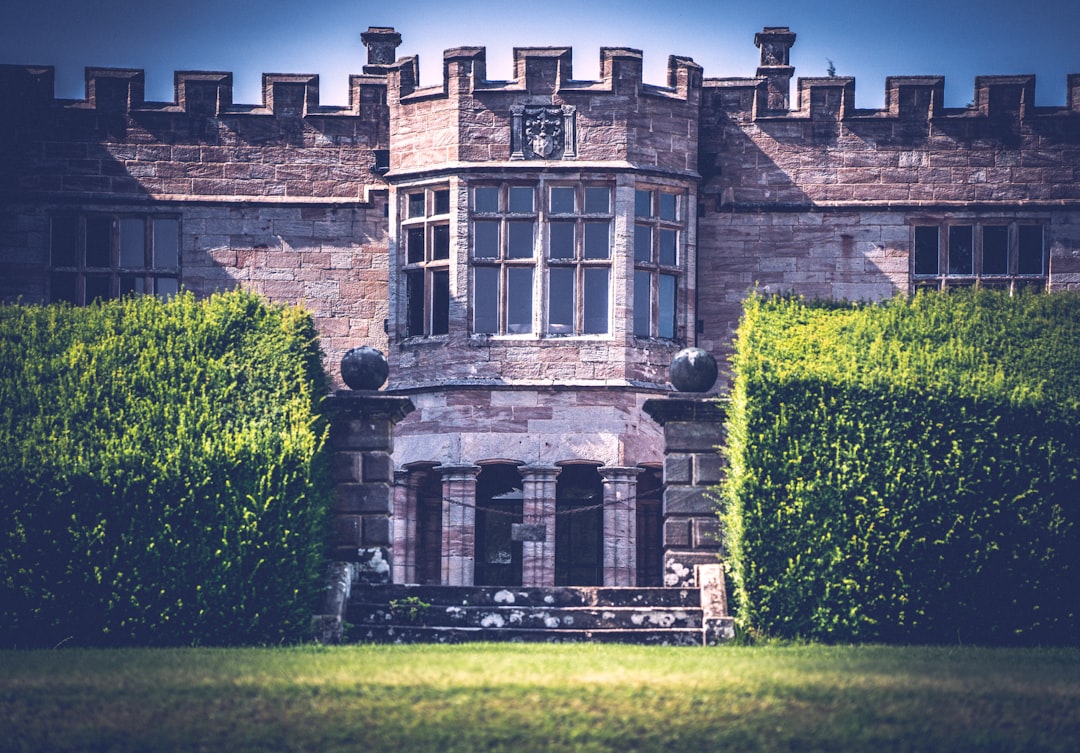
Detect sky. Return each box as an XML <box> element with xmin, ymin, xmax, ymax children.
<box><xmin>3</xmin><ymin>0</ymin><xmax>1079</xmax><ymax>110</ymax></box>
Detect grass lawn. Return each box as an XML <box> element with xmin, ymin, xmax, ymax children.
<box><xmin>2</xmin><ymin>643</ymin><xmax>1078</xmax><ymax>752</ymax></box>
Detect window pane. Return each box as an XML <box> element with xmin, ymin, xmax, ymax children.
<box><xmin>948</xmin><ymin>226</ymin><xmax>973</xmax><ymax>275</ymax></box>
<box><xmin>550</xmin><ymin>187</ymin><xmax>575</xmax><ymax>214</ymax></box>
<box><xmin>473</xmin><ymin>221</ymin><xmax>499</xmax><ymax>258</ymax></box>
<box><xmin>431</xmin><ymin>270</ymin><xmax>450</xmax><ymax>335</ymax></box>
<box><xmin>474</xmin><ymin>186</ymin><xmax>499</xmax><ymax>213</ymax></box>
<box><xmin>635</xmin><ymin>224</ymin><xmax>652</xmax><ymax>264</ymax></box>
<box><xmin>506</xmin><ymin>268</ymin><xmax>532</xmax><ymax>333</ymax></box>
<box><xmin>914</xmin><ymin>226</ymin><xmax>939</xmax><ymax>276</ymax></box>
<box><xmin>85</xmin><ymin>217</ymin><xmax>111</xmax><ymax>268</ymax></box>
<box><xmin>153</xmin><ymin>219</ymin><xmax>179</xmax><ymax>268</ymax></box>
<box><xmin>120</xmin><ymin>219</ymin><xmax>145</xmax><ymax>267</ymax></box>
<box><xmin>633</xmin><ymin>270</ymin><xmax>651</xmax><ymax>337</ymax></box>
<box><xmin>50</xmin><ymin>272</ymin><xmax>77</xmax><ymax>304</ymax></box>
<box><xmin>635</xmin><ymin>189</ymin><xmax>652</xmax><ymax>218</ymax></box>
<box><xmin>659</xmin><ymin>192</ymin><xmax>677</xmax><ymax>221</ymax></box>
<box><xmin>583</xmin><ymin>222</ymin><xmax>609</xmax><ymax>259</ymax></box>
<box><xmin>584</xmin><ymin>186</ymin><xmax>609</xmax><ymax>214</ymax></box>
<box><xmin>120</xmin><ymin>275</ymin><xmax>144</xmax><ymax>297</ymax></box>
<box><xmin>155</xmin><ymin>277</ymin><xmax>179</xmax><ymax>300</ymax></box>
<box><xmin>406</xmin><ymin>269</ymin><xmax>425</xmax><ymax>336</ymax></box>
<box><xmin>583</xmin><ymin>268</ymin><xmax>608</xmax><ymax>334</ymax></box>
<box><xmin>85</xmin><ymin>274</ymin><xmax>111</xmax><ymax>303</ymax></box>
<box><xmin>548</xmin><ymin>268</ymin><xmax>574</xmax><ymax>334</ymax></box>
<box><xmin>659</xmin><ymin>228</ymin><xmax>677</xmax><ymax>266</ymax></box>
<box><xmin>550</xmin><ymin>221</ymin><xmax>575</xmax><ymax>259</ymax></box>
<box><xmin>507</xmin><ymin>221</ymin><xmax>534</xmax><ymax>259</ymax></box>
<box><xmin>434</xmin><ymin>189</ymin><xmax>450</xmax><ymax>215</ymax></box>
<box><xmin>1018</xmin><ymin>225</ymin><xmax>1043</xmax><ymax>275</ymax></box>
<box><xmin>982</xmin><ymin>226</ymin><xmax>1008</xmax><ymax>275</ymax></box>
<box><xmin>51</xmin><ymin>216</ymin><xmax>78</xmax><ymax>266</ymax></box>
<box><xmin>406</xmin><ymin>227</ymin><xmax>425</xmax><ymax>264</ymax></box>
<box><xmin>508</xmin><ymin>186</ymin><xmax>533</xmax><ymax>214</ymax></box>
<box><xmin>473</xmin><ymin>267</ymin><xmax>499</xmax><ymax>334</ymax></box>
<box><xmin>659</xmin><ymin>274</ymin><xmax>676</xmax><ymax>339</ymax></box>
<box><xmin>407</xmin><ymin>193</ymin><xmax>425</xmax><ymax>219</ymax></box>
<box><xmin>433</xmin><ymin>225</ymin><xmax>450</xmax><ymax>260</ymax></box>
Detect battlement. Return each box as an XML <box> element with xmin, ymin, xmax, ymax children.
<box><xmin>0</xmin><ymin>64</ymin><xmax>388</xmax><ymax>119</ymax></box>
<box><xmin>705</xmin><ymin>71</ymin><xmax>1080</xmax><ymax>123</ymax></box>
<box><xmin>388</xmin><ymin>45</ymin><xmax>702</xmax><ymax>103</ymax></box>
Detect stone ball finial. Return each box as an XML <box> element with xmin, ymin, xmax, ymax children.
<box><xmin>340</xmin><ymin>346</ymin><xmax>389</xmax><ymax>391</ymax></box>
<box><xmin>670</xmin><ymin>347</ymin><xmax>718</xmax><ymax>393</ymax></box>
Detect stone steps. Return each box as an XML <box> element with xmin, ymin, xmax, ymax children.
<box><xmin>343</xmin><ymin>583</ymin><xmax>732</xmax><ymax>645</ymax></box>
<box><xmin>348</xmin><ymin>624</ymin><xmax>708</xmax><ymax>645</ymax></box>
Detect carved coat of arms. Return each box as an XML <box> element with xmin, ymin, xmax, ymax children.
<box><xmin>511</xmin><ymin>104</ymin><xmax>576</xmax><ymax>161</ymax></box>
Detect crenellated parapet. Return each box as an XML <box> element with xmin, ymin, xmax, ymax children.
<box><xmin>702</xmin><ymin>70</ymin><xmax>1080</xmax><ymax>124</ymax></box>
<box><xmin>386</xmin><ymin>45</ymin><xmax>703</xmax><ymax>173</ymax></box>
<box><xmin>0</xmin><ymin>64</ymin><xmax>388</xmax><ymax>119</ymax></box>
<box><xmin>0</xmin><ymin>62</ymin><xmax>393</xmax><ymax>201</ymax></box>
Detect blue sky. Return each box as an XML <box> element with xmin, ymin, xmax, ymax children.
<box><xmin>3</xmin><ymin>0</ymin><xmax>1079</xmax><ymax>109</ymax></box>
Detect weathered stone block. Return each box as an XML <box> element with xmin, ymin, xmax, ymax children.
<box><xmin>333</xmin><ymin>515</ymin><xmax>363</xmax><ymax>547</ymax></box>
<box><xmin>693</xmin><ymin>517</ymin><xmax>722</xmax><ymax>549</ymax></box>
<box><xmin>334</xmin><ymin>483</ymin><xmax>391</xmax><ymax>514</ymax></box>
<box><xmin>664</xmin><ymin>454</ymin><xmax>692</xmax><ymax>484</ymax></box>
<box><xmin>663</xmin><ymin>519</ymin><xmax>691</xmax><ymax>547</ymax></box>
<box><xmin>362</xmin><ymin>452</ymin><xmax>393</xmax><ymax>482</ymax></box>
<box><xmin>362</xmin><ymin>516</ymin><xmax>392</xmax><ymax>547</ymax></box>
<box><xmin>331</xmin><ymin>452</ymin><xmax>361</xmax><ymax>483</ymax></box>
<box><xmin>664</xmin><ymin>421</ymin><xmax>725</xmax><ymax>453</ymax></box>
<box><xmin>664</xmin><ymin>486</ymin><xmax>716</xmax><ymax>515</ymax></box>
<box><xmin>693</xmin><ymin>452</ymin><xmax>725</xmax><ymax>485</ymax></box>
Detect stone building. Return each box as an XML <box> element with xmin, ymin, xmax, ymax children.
<box><xmin>2</xmin><ymin>25</ymin><xmax>1079</xmax><ymax>593</ymax></box>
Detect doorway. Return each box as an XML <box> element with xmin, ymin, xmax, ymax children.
<box><xmin>474</xmin><ymin>463</ymin><xmax>524</xmax><ymax>586</ymax></box>
<box><xmin>554</xmin><ymin>464</ymin><xmax>603</xmax><ymax>586</ymax></box>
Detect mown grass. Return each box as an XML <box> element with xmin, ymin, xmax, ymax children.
<box><xmin>2</xmin><ymin>643</ymin><xmax>1078</xmax><ymax>752</ymax></box>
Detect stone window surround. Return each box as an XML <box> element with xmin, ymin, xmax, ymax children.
<box><xmin>49</xmin><ymin>212</ymin><xmax>181</xmax><ymax>305</ymax></box>
<box><xmin>400</xmin><ymin>184</ymin><xmax>452</xmax><ymax>336</ymax></box>
<box><xmin>911</xmin><ymin>217</ymin><xmax>1048</xmax><ymax>292</ymax></box>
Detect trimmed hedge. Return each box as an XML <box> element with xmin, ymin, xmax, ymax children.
<box><xmin>720</xmin><ymin>290</ymin><xmax>1080</xmax><ymax>644</ymax></box>
<box><xmin>0</xmin><ymin>291</ymin><xmax>332</xmax><ymax>647</ymax></box>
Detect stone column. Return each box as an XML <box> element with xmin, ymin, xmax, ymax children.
<box><xmin>315</xmin><ymin>389</ymin><xmax>413</xmax><ymax>644</ymax></box>
<box><xmin>440</xmin><ymin>465</ymin><xmax>480</xmax><ymax>586</ymax></box>
<box><xmin>599</xmin><ymin>467</ymin><xmax>638</xmax><ymax>587</ymax></box>
<box><xmin>391</xmin><ymin>470</ymin><xmax>418</xmax><ymax>585</ymax></box>
<box><xmin>518</xmin><ymin>465</ymin><xmax>559</xmax><ymax>587</ymax></box>
<box><xmin>642</xmin><ymin>397</ymin><xmax>726</xmax><ymax>588</ymax></box>
<box><xmin>324</xmin><ymin>391</ymin><xmax>414</xmax><ymax>581</ymax></box>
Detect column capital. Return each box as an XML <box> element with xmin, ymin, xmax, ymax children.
<box><xmin>437</xmin><ymin>464</ymin><xmax>481</xmax><ymax>482</ymax></box>
<box><xmin>519</xmin><ymin>464</ymin><xmax>561</xmax><ymax>480</ymax></box>
<box><xmin>598</xmin><ymin>466</ymin><xmax>640</xmax><ymax>481</ymax></box>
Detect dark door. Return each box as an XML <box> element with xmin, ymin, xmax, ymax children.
<box><xmin>474</xmin><ymin>464</ymin><xmax>524</xmax><ymax>586</ymax></box>
<box><xmin>554</xmin><ymin>464</ymin><xmax>603</xmax><ymax>586</ymax></box>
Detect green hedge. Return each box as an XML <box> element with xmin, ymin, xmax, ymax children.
<box><xmin>720</xmin><ymin>290</ymin><xmax>1080</xmax><ymax>644</ymax></box>
<box><xmin>0</xmin><ymin>291</ymin><xmax>332</xmax><ymax>647</ymax></box>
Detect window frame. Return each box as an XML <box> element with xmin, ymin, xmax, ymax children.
<box><xmin>49</xmin><ymin>213</ymin><xmax>181</xmax><ymax>305</ymax></box>
<box><xmin>633</xmin><ymin>186</ymin><xmax>683</xmax><ymax>339</ymax></box>
<box><xmin>544</xmin><ymin>182</ymin><xmax>613</xmax><ymax>336</ymax></box>
<box><xmin>401</xmin><ymin>185</ymin><xmax>453</xmax><ymax>337</ymax></box>
<box><xmin>470</xmin><ymin>183</ymin><xmax>538</xmax><ymax>335</ymax></box>
<box><xmin>911</xmin><ymin>219</ymin><xmax>1048</xmax><ymax>293</ymax></box>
